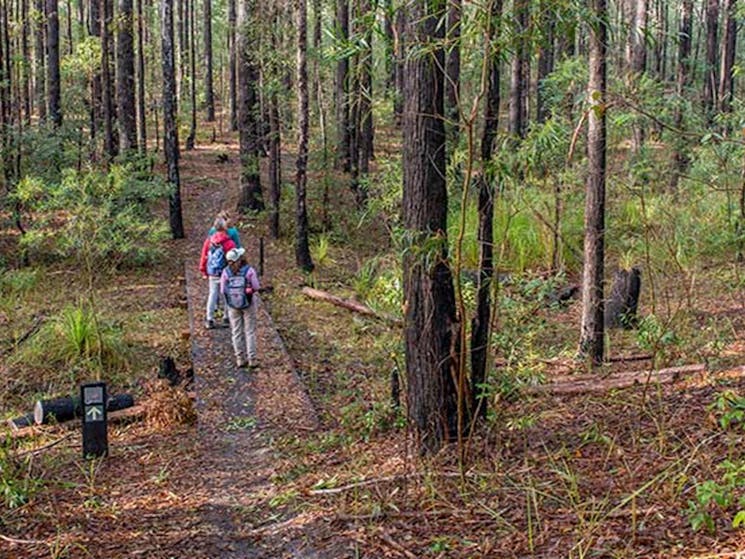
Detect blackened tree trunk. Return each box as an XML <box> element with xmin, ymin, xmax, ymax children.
<box><xmin>670</xmin><ymin>0</ymin><xmax>692</xmax><ymax>192</ymax></box>
<box><xmin>508</xmin><ymin>0</ymin><xmax>528</xmax><ymax>139</ymax></box>
<box><xmin>101</xmin><ymin>0</ymin><xmax>117</xmax><ymax>159</ymax></box>
<box><xmin>628</xmin><ymin>0</ymin><xmax>647</xmax><ymax>152</ymax></box>
<box><xmin>295</xmin><ymin>0</ymin><xmax>313</xmax><ymax>271</ymax></box>
<box><xmin>204</xmin><ymin>0</ymin><xmax>214</xmax><ymax>121</ymax></box>
<box><xmin>34</xmin><ymin>0</ymin><xmax>46</xmax><ymax>122</ymax></box>
<box><xmin>535</xmin><ymin>0</ymin><xmax>553</xmax><ymax>124</ymax></box>
<box><xmin>117</xmin><ymin>0</ymin><xmax>137</xmax><ymax>154</ymax></box>
<box><xmin>21</xmin><ymin>0</ymin><xmax>31</xmax><ymax>123</ymax></box>
<box><xmin>471</xmin><ymin>0</ymin><xmax>501</xmax><ymax>420</ymax></box>
<box><xmin>403</xmin><ymin>0</ymin><xmax>457</xmax><ymax>454</ymax></box>
<box><xmin>703</xmin><ymin>0</ymin><xmax>718</xmax><ymax>122</ymax></box>
<box><xmin>228</xmin><ymin>0</ymin><xmax>237</xmax><ymax>130</ymax></box>
<box><xmin>236</xmin><ymin>0</ymin><xmax>264</xmax><ymax>211</ymax></box>
<box><xmin>383</xmin><ymin>0</ymin><xmax>394</xmax><ymax>95</ymax></box>
<box><xmin>335</xmin><ymin>0</ymin><xmax>350</xmax><ymax>171</ymax></box>
<box><xmin>718</xmin><ymin>0</ymin><xmax>736</xmax><ymax>115</ymax></box>
<box><xmin>445</xmin><ymin>0</ymin><xmax>460</xmax><ymax>150</ymax></box>
<box><xmin>162</xmin><ymin>0</ymin><xmax>184</xmax><ymax>238</ymax></box>
<box><xmin>579</xmin><ymin>0</ymin><xmax>607</xmax><ymax>366</ymax></box>
<box><xmin>46</xmin><ymin>0</ymin><xmax>61</xmax><ymax>127</ymax></box>
<box><xmin>136</xmin><ymin>0</ymin><xmax>146</xmax><ymax>151</ymax></box>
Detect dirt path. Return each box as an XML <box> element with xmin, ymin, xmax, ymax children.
<box><xmin>176</xmin><ymin>140</ymin><xmax>320</xmax><ymax>556</ymax></box>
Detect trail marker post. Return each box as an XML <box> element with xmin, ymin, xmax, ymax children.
<box><xmin>81</xmin><ymin>382</ymin><xmax>108</xmax><ymax>458</ymax></box>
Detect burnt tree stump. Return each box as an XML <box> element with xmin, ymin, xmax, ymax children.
<box><xmin>604</xmin><ymin>267</ymin><xmax>641</xmax><ymax>329</ymax></box>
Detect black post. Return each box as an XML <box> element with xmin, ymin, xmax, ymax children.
<box><xmin>81</xmin><ymin>382</ymin><xmax>108</xmax><ymax>458</ymax></box>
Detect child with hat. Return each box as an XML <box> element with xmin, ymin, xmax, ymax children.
<box><xmin>220</xmin><ymin>247</ymin><xmax>260</xmax><ymax>368</ymax></box>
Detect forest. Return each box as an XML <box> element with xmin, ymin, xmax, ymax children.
<box><xmin>2</xmin><ymin>0</ymin><xmax>745</xmax><ymax>556</ymax></box>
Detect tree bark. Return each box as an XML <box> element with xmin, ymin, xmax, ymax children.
<box><xmin>117</xmin><ymin>0</ymin><xmax>137</xmax><ymax>154</ymax></box>
<box><xmin>135</xmin><ymin>0</ymin><xmax>146</xmax><ymax>151</ymax></box>
<box><xmin>670</xmin><ymin>0</ymin><xmax>692</xmax><ymax>192</ymax></box>
<box><xmin>295</xmin><ymin>0</ymin><xmax>314</xmax><ymax>271</ymax></box>
<box><xmin>335</xmin><ymin>0</ymin><xmax>350</xmax><ymax>171</ymax></box>
<box><xmin>628</xmin><ymin>0</ymin><xmax>647</xmax><ymax>152</ymax></box>
<box><xmin>508</xmin><ymin>0</ymin><xmax>528</xmax><ymax>139</ymax></box>
<box><xmin>579</xmin><ymin>0</ymin><xmax>607</xmax><ymax>366</ymax></box>
<box><xmin>21</xmin><ymin>0</ymin><xmax>31</xmax><ymax>123</ymax></box>
<box><xmin>46</xmin><ymin>0</ymin><xmax>61</xmax><ymax>127</ymax></box>
<box><xmin>471</xmin><ymin>0</ymin><xmax>502</xmax><ymax>421</ymax></box>
<box><xmin>403</xmin><ymin>0</ymin><xmax>457</xmax><ymax>454</ymax></box>
<box><xmin>34</xmin><ymin>0</ymin><xmax>46</xmax><ymax>122</ymax></box>
<box><xmin>184</xmin><ymin>0</ymin><xmax>197</xmax><ymax>149</ymax></box>
<box><xmin>236</xmin><ymin>0</ymin><xmax>264</xmax><ymax>211</ymax></box>
<box><xmin>445</xmin><ymin>0</ymin><xmax>460</xmax><ymax>149</ymax></box>
<box><xmin>535</xmin><ymin>0</ymin><xmax>553</xmax><ymax>124</ymax></box>
<box><xmin>718</xmin><ymin>0</ymin><xmax>736</xmax><ymax>115</ymax></box>
<box><xmin>228</xmin><ymin>0</ymin><xmax>237</xmax><ymax>130</ymax></box>
<box><xmin>101</xmin><ymin>0</ymin><xmax>117</xmax><ymax>159</ymax></box>
<box><xmin>162</xmin><ymin>0</ymin><xmax>184</xmax><ymax>238</ymax></box>
<box><xmin>703</xmin><ymin>0</ymin><xmax>718</xmax><ymax>122</ymax></box>
<box><xmin>393</xmin><ymin>5</ymin><xmax>404</xmax><ymax>124</ymax></box>
<box><xmin>203</xmin><ymin>0</ymin><xmax>214</xmax><ymax>121</ymax></box>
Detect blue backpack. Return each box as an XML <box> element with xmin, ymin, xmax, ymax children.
<box><xmin>206</xmin><ymin>242</ymin><xmax>227</xmax><ymax>276</ymax></box>
<box><xmin>224</xmin><ymin>265</ymin><xmax>253</xmax><ymax>309</ymax></box>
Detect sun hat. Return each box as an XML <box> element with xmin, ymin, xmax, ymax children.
<box><xmin>226</xmin><ymin>247</ymin><xmax>246</xmax><ymax>263</ymax></box>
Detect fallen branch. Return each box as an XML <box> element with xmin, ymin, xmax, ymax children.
<box><xmin>377</xmin><ymin>532</ymin><xmax>418</xmax><ymax>559</ymax></box>
<box><xmin>0</xmin><ymin>315</ymin><xmax>45</xmax><ymax>357</ymax></box>
<box><xmin>527</xmin><ymin>363</ymin><xmax>707</xmax><ymax>395</ymax></box>
<box><xmin>0</xmin><ymin>533</ymin><xmax>47</xmax><ymax>546</ymax></box>
<box><xmin>301</xmin><ymin>287</ymin><xmax>402</xmax><ymax>325</ymax></box>
<box><xmin>14</xmin><ymin>433</ymin><xmax>75</xmax><ymax>459</ymax></box>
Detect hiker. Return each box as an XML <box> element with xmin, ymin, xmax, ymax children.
<box><xmin>221</xmin><ymin>247</ymin><xmax>260</xmax><ymax>369</ymax></box>
<box><xmin>199</xmin><ymin>217</ymin><xmax>236</xmax><ymax>329</ymax></box>
<box><xmin>208</xmin><ymin>210</ymin><xmax>241</xmax><ymax>249</ymax></box>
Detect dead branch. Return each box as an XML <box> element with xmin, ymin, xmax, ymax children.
<box><xmin>0</xmin><ymin>533</ymin><xmax>47</xmax><ymax>546</ymax></box>
<box><xmin>301</xmin><ymin>287</ymin><xmax>402</xmax><ymax>325</ymax></box>
<box><xmin>0</xmin><ymin>315</ymin><xmax>45</xmax><ymax>357</ymax></box>
<box><xmin>14</xmin><ymin>433</ymin><xmax>75</xmax><ymax>459</ymax></box>
<box><xmin>377</xmin><ymin>532</ymin><xmax>418</xmax><ymax>559</ymax></box>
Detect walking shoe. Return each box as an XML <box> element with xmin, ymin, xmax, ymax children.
<box><xmin>248</xmin><ymin>358</ymin><xmax>258</xmax><ymax>369</ymax></box>
<box><xmin>222</xmin><ymin>316</ymin><xmax>230</xmax><ymax>327</ymax></box>
<box><xmin>205</xmin><ymin>319</ymin><xmax>215</xmax><ymax>330</ymax></box>
<box><xmin>237</xmin><ymin>360</ymin><xmax>248</xmax><ymax>369</ymax></box>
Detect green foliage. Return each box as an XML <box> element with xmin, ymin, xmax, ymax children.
<box><xmin>310</xmin><ymin>233</ymin><xmax>335</xmax><ymax>269</ymax></box>
<box><xmin>0</xmin><ymin>440</ymin><xmax>40</xmax><ymax>509</ymax></box>
<box><xmin>14</xmin><ymin>165</ymin><xmax>170</xmax><ymax>269</ymax></box>
<box><xmin>635</xmin><ymin>314</ymin><xmax>680</xmax><ymax>357</ymax></box>
<box><xmin>686</xmin><ymin>460</ymin><xmax>745</xmax><ymax>534</ymax></box>
<box><xmin>10</xmin><ymin>303</ymin><xmax>132</xmax><ymax>380</ymax></box>
<box><xmin>714</xmin><ymin>391</ymin><xmax>745</xmax><ymax>431</ymax></box>
<box><xmin>353</xmin><ymin>256</ymin><xmax>402</xmax><ymax>318</ymax></box>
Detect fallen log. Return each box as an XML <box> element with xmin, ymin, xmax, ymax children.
<box><xmin>34</xmin><ymin>394</ymin><xmax>135</xmax><ymax>425</ymax></box>
<box><xmin>526</xmin><ymin>363</ymin><xmax>706</xmax><ymax>395</ymax></box>
<box><xmin>8</xmin><ymin>405</ymin><xmax>146</xmax><ymax>439</ymax></box>
<box><xmin>301</xmin><ymin>287</ymin><xmax>402</xmax><ymax>325</ymax></box>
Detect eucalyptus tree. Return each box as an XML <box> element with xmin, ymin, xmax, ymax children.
<box><xmin>295</xmin><ymin>0</ymin><xmax>313</xmax><ymax>271</ymax></box>
<box><xmin>508</xmin><ymin>0</ymin><xmax>528</xmax><ymax>139</ymax></box>
<box><xmin>718</xmin><ymin>0</ymin><xmax>736</xmax><ymax>115</ymax></box>
<box><xmin>445</xmin><ymin>0</ymin><xmax>460</xmax><ymax>148</ymax></box>
<box><xmin>136</xmin><ymin>0</ymin><xmax>147</xmax><ymax>151</ymax></box>
<box><xmin>35</xmin><ymin>0</ymin><xmax>46</xmax><ymax>122</ymax></box>
<box><xmin>335</xmin><ymin>0</ymin><xmax>351</xmax><ymax>171</ymax></box>
<box><xmin>204</xmin><ymin>0</ymin><xmax>215</xmax><ymax>122</ymax></box>
<box><xmin>162</xmin><ymin>0</ymin><xmax>184</xmax><ymax>238</ymax></box>
<box><xmin>117</xmin><ymin>0</ymin><xmax>137</xmax><ymax>154</ymax></box>
<box><xmin>228</xmin><ymin>0</ymin><xmax>237</xmax><ymax>130</ymax></box>
<box><xmin>671</xmin><ymin>0</ymin><xmax>692</xmax><ymax>191</ymax></box>
<box><xmin>402</xmin><ymin>0</ymin><xmax>457</xmax><ymax>453</ymax></box>
<box><xmin>236</xmin><ymin>0</ymin><xmax>264</xmax><ymax>211</ymax></box>
<box><xmin>579</xmin><ymin>0</ymin><xmax>608</xmax><ymax>366</ymax></box>
<box><xmin>46</xmin><ymin>0</ymin><xmax>61</xmax><ymax>127</ymax></box>
<box><xmin>703</xmin><ymin>0</ymin><xmax>718</xmax><ymax>121</ymax></box>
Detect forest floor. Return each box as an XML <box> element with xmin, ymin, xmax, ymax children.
<box><xmin>3</xmin><ymin>131</ymin><xmax>745</xmax><ymax>558</ymax></box>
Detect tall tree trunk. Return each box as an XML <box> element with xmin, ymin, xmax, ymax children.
<box><xmin>703</xmin><ymin>0</ymin><xmax>718</xmax><ymax>122</ymax></box>
<box><xmin>34</xmin><ymin>0</ymin><xmax>45</xmax><ymax>122</ymax></box>
<box><xmin>579</xmin><ymin>0</ymin><xmax>607</xmax><ymax>366</ymax></box>
<box><xmin>117</xmin><ymin>0</ymin><xmax>137</xmax><ymax>154</ymax></box>
<box><xmin>535</xmin><ymin>0</ymin><xmax>553</xmax><ymax>124</ymax></box>
<box><xmin>670</xmin><ymin>0</ymin><xmax>692</xmax><ymax>192</ymax></box>
<box><xmin>46</xmin><ymin>0</ymin><xmax>61</xmax><ymax>127</ymax></box>
<box><xmin>628</xmin><ymin>0</ymin><xmax>647</xmax><ymax>152</ymax></box>
<box><xmin>203</xmin><ymin>0</ymin><xmax>214</xmax><ymax>121</ymax></box>
<box><xmin>21</xmin><ymin>0</ymin><xmax>31</xmax><ymax>123</ymax></box>
<box><xmin>162</xmin><ymin>0</ymin><xmax>184</xmax><ymax>238</ymax></box>
<box><xmin>135</xmin><ymin>0</ymin><xmax>146</xmax><ymax>151</ymax></box>
<box><xmin>101</xmin><ymin>0</ymin><xmax>116</xmax><ymax>159</ymax></box>
<box><xmin>393</xmin><ymin>4</ymin><xmax>404</xmax><ymax>124</ymax></box>
<box><xmin>185</xmin><ymin>0</ymin><xmax>196</xmax><ymax>149</ymax></box>
<box><xmin>445</xmin><ymin>0</ymin><xmax>460</xmax><ymax>150</ymax></box>
<box><xmin>295</xmin><ymin>0</ymin><xmax>313</xmax><ymax>271</ymax></box>
<box><xmin>268</xmin><ymin>92</ymin><xmax>280</xmax><ymax>239</ymax></box>
<box><xmin>508</xmin><ymin>0</ymin><xmax>528</xmax><ymax>139</ymax></box>
<box><xmin>65</xmin><ymin>0</ymin><xmax>72</xmax><ymax>54</ymax></box>
<box><xmin>88</xmin><ymin>0</ymin><xmax>100</xmax><ymax>140</ymax></box>
<box><xmin>228</xmin><ymin>0</ymin><xmax>236</xmax><ymax>130</ymax></box>
<box><xmin>403</xmin><ymin>0</ymin><xmax>457</xmax><ymax>454</ymax></box>
<box><xmin>471</xmin><ymin>0</ymin><xmax>501</xmax><ymax>420</ymax></box>
<box><xmin>383</xmin><ymin>0</ymin><xmax>394</xmax><ymax>96</ymax></box>
<box><xmin>718</xmin><ymin>0</ymin><xmax>736</xmax><ymax>116</ymax></box>
<box><xmin>335</xmin><ymin>0</ymin><xmax>350</xmax><ymax>171</ymax></box>
<box><xmin>236</xmin><ymin>0</ymin><xmax>264</xmax><ymax>211</ymax></box>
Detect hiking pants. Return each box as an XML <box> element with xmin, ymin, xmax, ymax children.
<box><xmin>227</xmin><ymin>300</ymin><xmax>257</xmax><ymax>363</ymax></box>
<box><xmin>206</xmin><ymin>276</ymin><xmax>225</xmax><ymax>321</ymax></box>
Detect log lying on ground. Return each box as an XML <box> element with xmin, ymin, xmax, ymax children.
<box><xmin>8</xmin><ymin>405</ymin><xmax>146</xmax><ymax>439</ymax></box>
<box><xmin>33</xmin><ymin>394</ymin><xmax>135</xmax><ymax>425</ymax></box>
<box><xmin>526</xmin><ymin>363</ymin><xmax>706</xmax><ymax>395</ymax></box>
<box><xmin>7</xmin><ymin>413</ymin><xmax>35</xmax><ymax>430</ymax></box>
<box><xmin>301</xmin><ymin>287</ymin><xmax>402</xmax><ymax>325</ymax></box>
